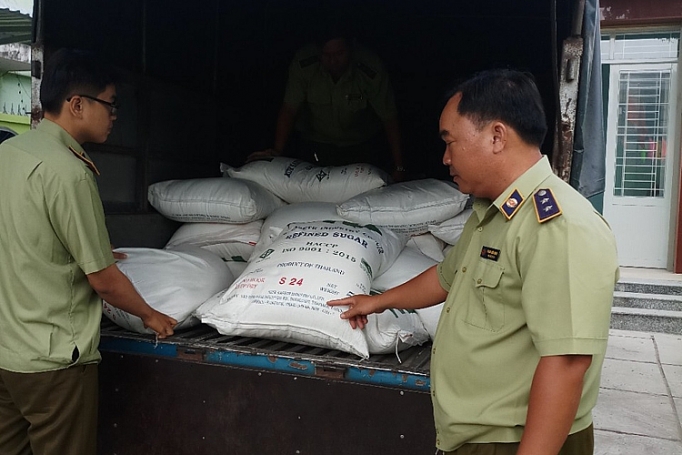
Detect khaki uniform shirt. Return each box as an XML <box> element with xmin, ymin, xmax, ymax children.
<box><xmin>0</xmin><ymin>120</ymin><xmax>114</xmax><ymax>373</ymax></box>
<box><xmin>283</xmin><ymin>44</ymin><xmax>398</xmax><ymax>147</ymax></box>
<box><xmin>433</xmin><ymin>156</ymin><xmax>619</xmax><ymax>451</ymax></box>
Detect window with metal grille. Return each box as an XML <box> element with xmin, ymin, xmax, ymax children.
<box><xmin>602</xmin><ymin>30</ymin><xmax>679</xmax><ymax>199</ymax></box>
<box><xmin>614</xmin><ymin>70</ymin><xmax>670</xmax><ymax>197</ymax></box>
<box><xmin>601</xmin><ymin>31</ymin><xmax>679</xmax><ymax>61</ymax></box>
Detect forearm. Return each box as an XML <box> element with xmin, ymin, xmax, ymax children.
<box><xmin>382</xmin><ymin>117</ymin><xmax>404</xmax><ymax>168</ymax></box>
<box><xmin>87</xmin><ymin>264</ymin><xmax>153</xmax><ymax>320</ymax></box>
<box><xmin>377</xmin><ymin>266</ymin><xmax>447</xmax><ymax>311</ymax></box>
<box><xmin>273</xmin><ymin>104</ymin><xmax>297</xmax><ymax>154</ymax></box>
<box><xmin>330</xmin><ymin>266</ymin><xmax>447</xmax><ymax>329</ymax></box>
<box><xmin>517</xmin><ymin>355</ymin><xmax>592</xmax><ymax>455</ymax></box>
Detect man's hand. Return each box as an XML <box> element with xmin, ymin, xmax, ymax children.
<box><xmin>88</xmin><ymin>264</ymin><xmax>177</xmax><ymax>338</ymax></box>
<box><xmin>327</xmin><ymin>294</ymin><xmax>385</xmax><ymax>329</ymax></box>
<box><xmin>391</xmin><ymin>168</ymin><xmax>408</xmax><ymax>183</ymax></box>
<box><xmin>111</xmin><ymin>246</ymin><xmax>127</xmax><ymax>260</ymax></box>
<box><xmin>142</xmin><ymin>309</ymin><xmax>177</xmax><ymax>339</ymax></box>
<box><xmin>245</xmin><ymin>148</ymin><xmax>279</xmax><ymax>163</ymax></box>
<box><xmin>328</xmin><ymin>267</ymin><xmax>446</xmax><ymax>329</ymax></box>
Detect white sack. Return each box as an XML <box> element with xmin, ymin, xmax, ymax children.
<box><xmin>225</xmin><ymin>261</ymin><xmax>248</xmax><ymax>280</ymax></box>
<box><xmin>372</xmin><ymin>247</ymin><xmax>438</xmax><ymax>292</ymax></box>
<box><xmin>148</xmin><ymin>177</ymin><xmax>285</xmax><ymax>223</ymax></box>
<box><xmin>371</xmin><ymin>246</ymin><xmax>443</xmax><ymax>340</ymax></box>
<box><xmin>222</xmin><ymin>158</ymin><xmax>388</xmax><ymax>204</ymax></box>
<box><xmin>428</xmin><ymin>208</ymin><xmax>474</xmax><ymax>245</ymax></box>
<box><xmin>251</xmin><ymin>202</ymin><xmax>344</xmax><ymax>260</ymax></box>
<box><xmin>364</xmin><ymin>309</ymin><xmax>429</xmax><ymax>355</ymax></box>
<box><xmin>165</xmin><ymin>220</ymin><xmax>262</xmax><ymax>262</ymax></box>
<box><xmin>194</xmin><ymin>220</ymin><xmax>407</xmax><ymax>358</ymax></box>
<box><xmin>336</xmin><ymin>179</ymin><xmax>469</xmax><ymax>236</ymax></box>
<box><xmin>414</xmin><ymin>303</ymin><xmax>444</xmax><ymax>341</ymax></box>
<box><xmin>102</xmin><ymin>246</ymin><xmax>235</xmax><ymax>334</ymax></box>
<box><xmin>406</xmin><ymin>233</ymin><xmax>445</xmax><ymax>262</ymax></box>
<box><xmin>443</xmin><ymin>244</ymin><xmax>454</xmax><ymax>257</ymax></box>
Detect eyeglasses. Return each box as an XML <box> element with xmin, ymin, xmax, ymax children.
<box><xmin>67</xmin><ymin>94</ymin><xmax>118</xmax><ymax>116</ymax></box>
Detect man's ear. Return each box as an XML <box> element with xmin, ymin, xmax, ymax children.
<box><xmin>67</xmin><ymin>96</ymin><xmax>84</xmax><ymax>118</ymax></box>
<box><xmin>491</xmin><ymin>121</ymin><xmax>507</xmax><ymax>154</ymax></box>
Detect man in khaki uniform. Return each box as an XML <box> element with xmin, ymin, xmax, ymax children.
<box><xmin>329</xmin><ymin>69</ymin><xmax>619</xmax><ymax>455</ymax></box>
<box><xmin>249</xmin><ymin>35</ymin><xmax>407</xmax><ymax>181</ymax></box>
<box><xmin>0</xmin><ymin>49</ymin><xmax>176</xmax><ymax>455</ymax></box>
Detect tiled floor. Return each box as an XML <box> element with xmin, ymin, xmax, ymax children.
<box><xmin>594</xmin><ymin>330</ymin><xmax>682</xmax><ymax>454</ymax></box>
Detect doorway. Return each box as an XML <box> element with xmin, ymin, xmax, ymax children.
<box><xmin>602</xmin><ymin>31</ymin><xmax>680</xmax><ymax>268</ymax></box>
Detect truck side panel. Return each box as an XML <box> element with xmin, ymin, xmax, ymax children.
<box><xmin>99</xmin><ymin>351</ymin><xmax>435</xmax><ymax>454</ymax></box>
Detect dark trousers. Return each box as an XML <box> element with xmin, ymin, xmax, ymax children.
<box><xmin>439</xmin><ymin>424</ymin><xmax>594</xmax><ymax>455</ymax></box>
<box><xmin>0</xmin><ymin>364</ymin><xmax>99</xmax><ymax>455</ymax></box>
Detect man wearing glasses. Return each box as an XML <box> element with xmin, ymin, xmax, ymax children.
<box><xmin>0</xmin><ymin>49</ymin><xmax>176</xmax><ymax>455</ymax></box>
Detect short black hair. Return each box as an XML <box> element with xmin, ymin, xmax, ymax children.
<box><xmin>40</xmin><ymin>48</ymin><xmax>119</xmax><ymax>115</ymax></box>
<box><xmin>447</xmin><ymin>69</ymin><xmax>547</xmax><ymax>147</ymax></box>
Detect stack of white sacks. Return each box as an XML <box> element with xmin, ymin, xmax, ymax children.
<box><xmin>105</xmin><ymin>157</ymin><xmax>472</xmax><ymax>359</ymax></box>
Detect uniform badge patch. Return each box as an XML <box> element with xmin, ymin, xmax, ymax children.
<box><xmin>533</xmin><ymin>188</ymin><xmax>562</xmax><ymax>223</ymax></box>
<box><xmin>69</xmin><ymin>146</ymin><xmax>100</xmax><ymax>175</ymax></box>
<box><xmin>356</xmin><ymin>61</ymin><xmax>377</xmax><ymax>79</ymax></box>
<box><xmin>500</xmin><ymin>189</ymin><xmax>524</xmax><ymax>220</ymax></box>
<box><xmin>480</xmin><ymin>246</ymin><xmax>500</xmax><ymax>261</ymax></box>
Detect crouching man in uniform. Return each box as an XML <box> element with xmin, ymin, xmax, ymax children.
<box><xmin>249</xmin><ymin>32</ymin><xmax>407</xmax><ymax>181</ymax></box>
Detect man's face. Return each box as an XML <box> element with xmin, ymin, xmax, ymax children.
<box><xmin>81</xmin><ymin>84</ymin><xmax>117</xmax><ymax>144</ymax></box>
<box><xmin>320</xmin><ymin>38</ymin><xmax>350</xmax><ymax>79</ymax></box>
<box><xmin>439</xmin><ymin>93</ymin><xmax>494</xmax><ymax>198</ymax></box>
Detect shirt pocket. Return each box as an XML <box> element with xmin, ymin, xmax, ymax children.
<box><xmin>344</xmin><ymin>92</ymin><xmax>368</xmax><ymax>113</ymax></box>
<box><xmin>464</xmin><ymin>260</ymin><xmax>505</xmax><ymax>332</ymax></box>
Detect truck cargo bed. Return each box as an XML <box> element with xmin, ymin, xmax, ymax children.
<box><xmin>99</xmin><ymin>318</ymin><xmax>432</xmax><ymax>391</ymax></box>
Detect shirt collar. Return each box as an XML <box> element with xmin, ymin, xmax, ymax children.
<box><xmin>473</xmin><ymin>155</ymin><xmax>554</xmax><ymax>221</ymax></box>
<box><xmin>320</xmin><ymin>65</ymin><xmax>353</xmax><ymax>84</ymax></box>
<box><xmin>37</xmin><ymin>119</ymin><xmax>84</xmax><ymax>154</ymax></box>
<box><xmin>316</xmin><ymin>51</ymin><xmax>355</xmax><ymax>84</ymax></box>
<box><xmin>36</xmin><ymin>119</ymin><xmax>100</xmax><ymax>175</ymax></box>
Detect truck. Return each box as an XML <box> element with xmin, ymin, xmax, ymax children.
<box><xmin>27</xmin><ymin>0</ymin><xmax>604</xmax><ymax>453</ymax></box>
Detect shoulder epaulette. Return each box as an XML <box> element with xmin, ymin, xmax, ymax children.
<box><xmin>500</xmin><ymin>189</ymin><xmax>524</xmax><ymax>220</ymax></box>
<box><xmin>69</xmin><ymin>146</ymin><xmax>100</xmax><ymax>176</ymax></box>
<box><xmin>298</xmin><ymin>55</ymin><xmax>319</xmax><ymax>69</ymax></box>
<box><xmin>356</xmin><ymin>61</ymin><xmax>377</xmax><ymax>80</ymax></box>
<box><xmin>533</xmin><ymin>188</ymin><xmax>562</xmax><ymax>223</ymax></box>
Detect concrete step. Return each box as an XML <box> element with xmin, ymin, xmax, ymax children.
<box><xmin>613</xmin><ymin>290</ymin><xmax>682</xmax><ymax>312</ymax></box>
<box><xmin>610</xmin><ymin>306</ymin><xmax>682</xmax><ymax>335</ymax></box>
<box><xmin>610</xmin><ymin>274</ymin><xmax>682</xmax><ymax>334</ymax></box>
<box><xmin>615</xmin><ymin>280</ymin><xmax>682</xmax><ymax>296</ymax></box>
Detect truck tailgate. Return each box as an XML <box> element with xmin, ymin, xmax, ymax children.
<box><xmin>98</xmin><ymin>319</ymin><xmax>437</xmax><ymax>454</ymax></box>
